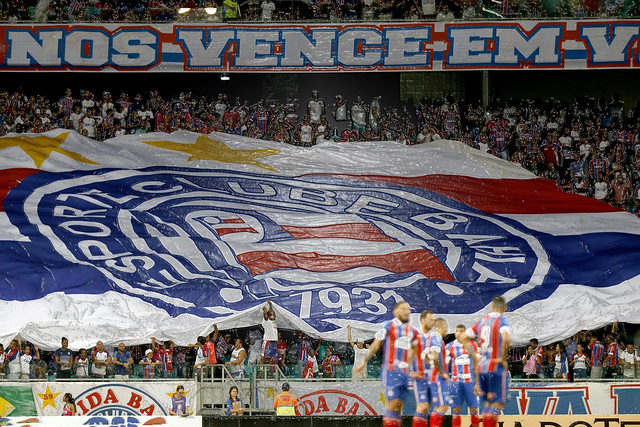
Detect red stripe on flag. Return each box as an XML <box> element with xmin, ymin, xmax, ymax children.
<box><xmin>0</xmin><ymin>169</ymin><xmax>40</xmax><ymax>212</ymax></box>
<box><xmin>223</xmin><ymin>218</ymin><xmax>245</xmax><ymax>224</ymax></box>
<box><xmin>281</xmin><ymin>223</ymin><xmax>396</xmax><ymax>242</ymax></box>
<box><xmin>216</xmin><ymin>227</ymin><xmax>258</xmax><ymax>236</ymax></box>
<box><xmin>318</xmin><ymin>174</ymin><xmax>620</xmax><ymax>215</ymax></box>
<box><xmin>236</xmin><ymin>249</ymin><xmax>453</xmax><ymax>281</ymax></box>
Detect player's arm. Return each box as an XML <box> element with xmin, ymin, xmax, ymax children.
<box><xmin>33</xmin><ymin>345</ymin><xmax>40</xmax><ymax>361</ymax></box>
<box><xmin>465</xmin><ymin>341</ymin><xmax>480</xmax><ymax>385</ymax></box>
<box><xmin>354</xmin><ymin>338</ymin><xmax>382</xmax><ymax>374</ymax></box>
<box><xmin>500</xmin><ymin>330</ymin><xmax>511</xmax><ymax>369</ymax></box>
<box><xmin>430</xmin><ymin>347</ymin><xmax>449</xmax><ymax>381</ymax></box>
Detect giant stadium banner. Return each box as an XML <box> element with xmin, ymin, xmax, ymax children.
<box><xmin>1</xmin><ymin>130</ymin><xmax>640</xmax><ymax>349</ymax></box>
<box><xmin>1</xmin><ymin>20</ymin><xmax>640</xmax><ymax>72</ymax></box>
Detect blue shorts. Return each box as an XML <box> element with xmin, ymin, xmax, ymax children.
<box><xmin>413</xmin><ymin>378</ymin><xmax>431</xmax><ymax>403</ymax></box>
<box><xmin>261</xmin><ymin>341</ymin><xmax>278</xmax><ymax>359</ymax></box>
<box><xmin>429</xmin><ymin>378</ymin><xmax>452</xmax><ymax>406</ymax></box>
<box><xmin>478</xmin><ymin>369</ymin><xmax>509</xmax><ymax>404</ymax></box>
<box><xmin>450</xmin><ymin>381</ymin><xmax>479</xmax><ymax>409</ymax></box>
<box><xmin>383</xmin><ymin>369</ymin><xmax>411</xmax><ymax>402</ymax></box>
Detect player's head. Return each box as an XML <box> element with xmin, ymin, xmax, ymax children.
<box><xmin>176</xmin><ymin>385</ymin><xmax>185</xmax><ymax>396</ymax></box>
<box><xmin>530</xmin><ymin>338</ymin><xmax>539</xmax><ymax>347</ymax></box>
<box><xmin>61</xmin><ymin>337</ymin><xmax>69</xmax><ymax>349</ymax></box>
<box><xmin>454</xmin><ymin>324</ymin><xmax>466</xmax><ymax>340</ymax></box>
<box><xmin>80</xmin><ymin>348</ymin><xmax>87</xmax><ymax>357</ymax></box>
<box><xmin>118</xmin><ymin>342</ymin><xmax>125</xmax><ymax>352</ymax></box>
<box><xmin>23</xmin><ymin>344</ymin><xmax>30</xmax><ymax>354</ymax></box>
<box><xmin>491</xmin><ymin>295</ymin><xmax>507</xmax><ymax>313</ymax></box>
<box><xmin>433</xmin><ymin>318</ymin><xmax>448</xmax><ymax>336</ymax></box>
<box><xmin>420</xmin><ymin>310</ymin><xmax>435</xmax><ymax>332</ymax></box>
<box><xmin>197</xmin><ymin>336</ymin><xmax>206</xmax><ymax>346</ymax></box>
<box><xmin>393</xmin><ymin>302</ymin><xmax>411</xmax><ymax>323</ymax></box>
<box><xmin>282</xmin><ymin>382</ymin><xmax>290</xmax><ymax>391</ymax></box>
<box><xmin>576</xmin><ymin>343</ymin><xmax>583</xmax><ymax>353</ymax></box>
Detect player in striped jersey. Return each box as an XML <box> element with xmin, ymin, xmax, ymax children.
<box><xmin>354</xmin><ymin>302</ymin><xmax>419</xmax><ymax>427</ymax></box>
<box><xmin>447</xmin><ymin>324</ymin><xmax>480</xmax><ymax>427</ymax></box>
<box><xmin>463</xmin><ymin>296</ymin><xmax>511</xmax><ymax>427</ymax></box>
<box><xmin>425</xmin><ymin>318</ymin><xmax>452</xmax><ymax>427</ymax></box>
<box><xmin>411</xmin><ymin>310</ymin><xmax>435</xmax><ymax>427</ymax></box>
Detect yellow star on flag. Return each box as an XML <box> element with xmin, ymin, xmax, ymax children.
<box><xmin>142</xmin><ymin>134</ymin><xmax>280</xmax><ymax>172</ymax></box>
<box><xmin>377</xmin><ymin>391</ymin><xmax>386</xmax><ymax>405</ymax></box>
<box><xmin>0</xmin><ymin>395</ymin><xmax>15</xmax><ymax>417</ymax></box>
<box><xmin>37</xmin><ymin>384</ymin><xmax>60</xmax><ymax>410</ymax></box>
<box><xmin>0</xmin><ymin>132</ymin><xmax>99</xmax><ymax>169</ymax></box>
<box><xmin>266</xmin><ymin>387</ymin><xmax>276</xmax><ymax>398</ymax></box>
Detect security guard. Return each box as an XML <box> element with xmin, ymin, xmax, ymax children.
<box><xmin>273</xmin><ymin>382</ymin><xmax>298</xmax><ymax>416</ymax></box>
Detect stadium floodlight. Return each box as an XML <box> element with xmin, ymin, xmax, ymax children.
<box><xmin>204</xmin><ymin>6</ymin><xmax>217</xmax><ymax>14</ymax></box>
<box><xmin>220</xmin><ymin>74</ymin><xmax>230</xmax><ymax>81</ymax></box>
<box><xmin>178</xmin><ymin>7</ymin><xmax>191</xmax><ymax>13</ymax></box>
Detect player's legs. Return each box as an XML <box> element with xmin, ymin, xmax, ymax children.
<box><xmin>480</xmin><ymin>370</ymin><xmax>509</xmax><ymax>427</ymax></box>
<box><xmin>412</xmin><ymin>379</ymin><xmax>430</xmax><ymax>427</ymax></box>
<box><xmin>383</xmin><ymin>370</ymin><xmax>408</xmax><ymax>427</ymax></box>
<box><xmin>429</xmin><ymin>379</ymin><xmax>451</xmax><ymax>427</ymax></box>
<box><xmin>462</xmin><ymin>382</ymin><xmax>480</xmax><ymax>427</ymax></box>
<box><xmin>449</xmin><ymin>382</ymin><xmax>463</xmax><ymax>427</ymax></box>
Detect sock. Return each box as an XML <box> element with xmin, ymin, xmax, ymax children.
<box><xmin>383</xmin><ymin>410</ymin><xmax>402</xmax><ymax>427</ymax></box>
<box><xmin>413</xmin><ymin>412</ymin><xmax>429</xmax><ymax>427</ymax></box>
<box><xmin>482</xmin><ymin>407</ymin><xmax>500</xmax><ymax>427</ymax></box>
<box><xmin>452</xmin><ymin>414</ymin><xmax>461</xmax><ymax>427</ymax></box>
<box><xmin>430</xmin><ymin>411</ymin><xmax>445</xmax><ymax>427</ymax></box>
<box><xmin>471</xmin><ymin>414</ymin><xmax>480</xmax><ymax>427</ymax></box>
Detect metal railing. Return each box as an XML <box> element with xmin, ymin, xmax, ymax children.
<box><xmin>196</xmin><ymin>363</ymin><xmax>288</xmax><ymax>416</ymax></box>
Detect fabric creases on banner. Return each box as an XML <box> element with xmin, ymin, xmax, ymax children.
<box><xmin>2</xmin><ymin>21</ymin><xmax>640</xmax><ymax>72</ymax></box>
<box><xmin>0</xmin><ymin>129</ymin><xmax>640</xmax><ymax>348</ymax></box>
<box><xmin>30</xmin><ymin>381</ymin><xmax>196</xmax><ymax>417</ymax></box>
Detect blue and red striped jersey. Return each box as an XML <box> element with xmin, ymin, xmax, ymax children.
<box><xmin>467</xmin><ymin>312</ymin><xmax>512</xmax><ymax>373</ymax></box>
<box><xmin>375</xmin><ymin>318</ymin><xmax>420</xmax><ymax>373</ymax></box>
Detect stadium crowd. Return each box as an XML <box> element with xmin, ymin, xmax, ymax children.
<box><xmin>0</xmin><ymin>321</ymin><xmax>637</xmax><ymax>381</ymax></box>
<box><xmin>1</xmin><ymin>0</ymin><xmax>640</xmax><ymax>23</ymax></box>
<box><xmin>2</xmin><ymin>88</ymin><xmax>640</xmax><ymax>215</ymax></box>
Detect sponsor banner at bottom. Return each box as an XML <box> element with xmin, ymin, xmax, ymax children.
<box><xmin>31</xmin><ymin>382</ymin><xmax>197</xmax><ymax>416</ymax></box>
<box><xmin>259</xmin><ymin>382</ymin><xmax>385</xmax><ymax>416</ymax></box>
<box><xmin>0</xmin><ymin>415</ymin><xmax>202</xmax><ymax>426</ymax></box>
<box><xmin>463</xmin><ymin>415</ymin><xmax>640</xmax><ymax>427</ymax></box>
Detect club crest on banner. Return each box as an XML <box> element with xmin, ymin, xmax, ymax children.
<box><xmin>7</xmin><ymin>167</ymin><xmax>550</xmax><ymax>329</ymax></box>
